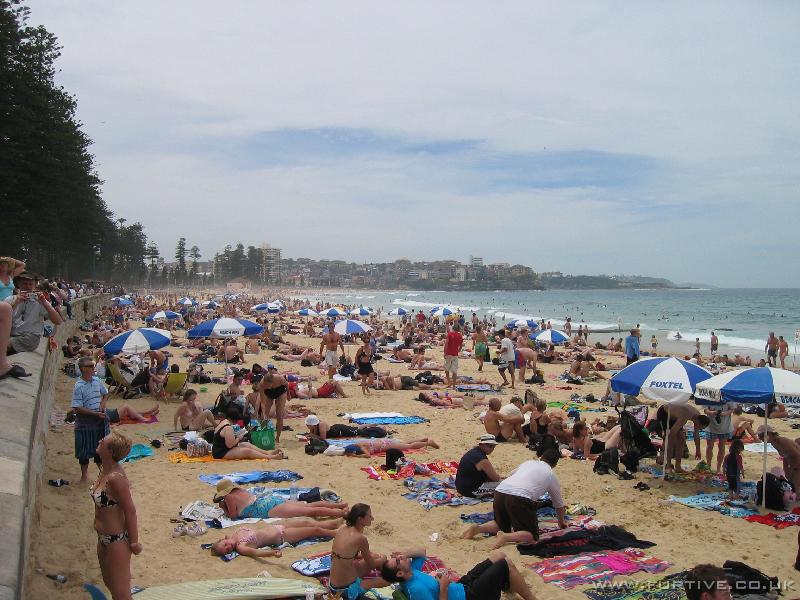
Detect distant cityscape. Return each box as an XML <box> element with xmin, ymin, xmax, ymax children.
<box><xmin>153</xmin><ymin>242</ymin><xmax>683</xmax><ymax>291</ymax></box>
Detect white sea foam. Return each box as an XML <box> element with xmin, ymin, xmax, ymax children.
<box><xmin>665</xmin><ymin>331</ymin><xmax>766</xmax><ymax>352</ymax></box>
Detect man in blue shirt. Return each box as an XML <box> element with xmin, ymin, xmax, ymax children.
<box><xmin>71</xmin><ymin>356</ymin><xmax>110</xmax><ymax>483</ymax></box>
<box><xmin>624</xmin><ymin>328</ymin><xmax>641</xmax><ymax>366</ymax></box>
<box><xmin>380</xmin><ymin>548</ymin><xmax>535</xmax><ymax>600</ymax></box>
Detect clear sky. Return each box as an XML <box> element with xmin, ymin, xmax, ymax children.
<box><xmin>27</xmin><ymin>1</ymin><xmax>800</xmax><ymax>287</ymax></box>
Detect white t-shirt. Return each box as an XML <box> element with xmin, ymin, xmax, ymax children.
<box><xmin>500</xmin><ymin>338</ymin><xmax>515</xmax><ymax>363</ymax></box>
<box><xmin>496</xmin><ymin>460</ymin><xmax>564</xmax><ymax>507</ymax></box>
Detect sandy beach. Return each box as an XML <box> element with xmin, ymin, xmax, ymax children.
<box><xmin>25</xmin><ymin>313</ymin><xmax>799</xmax><ymax>599</ymax></box>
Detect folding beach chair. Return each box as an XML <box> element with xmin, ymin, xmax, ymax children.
<box><xmin>163</xmin><ymin>372</ymin><xmax>188</xmax><ymax>399</ymax></box>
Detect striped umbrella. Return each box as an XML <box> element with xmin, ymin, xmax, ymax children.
<box><xmin>145</xmin><ymin>310</ymin><xmax>180</xmax><ymax>322</ymax></box>
<box><xmin>201</xmin><ymin>300</ymin><xmax>221</xmax><ymax>309</ymax></box>
<box><xmin>388</xmin><ymin>307</ymin><xmax>408</xmax><ymax>316</ymax></box>
<box><xmin>507</xmin><ymin>319</ymin><xmax>540</xmax><ymax>330</ymax></box>
<box><xmin>431</xmin><ymin>306</ymin><xmax>455</xmax><ymax>317</ymax></box>
<box><xmin>348</xmin><ymin>306</ymin><xmax>373</xmax><ymax>316</ymax></box>
<box><xmin>319</xmin><ymin>307</ymin><xmax>346</xmax><ymax>317</ymax></box>
<box><xmin>112</xmin><ymin>297</ymin><xmax>133</xmax><ymax>306</ymax></box>
<box><xmin>177</xmin><ymin>297</ymin><xmax>197</xmax><ymax>306</ymax></box>
<box><xmin>611</xmin><ymin>357</ymin><xmax>712</xmax><ymax>405</ymax></box>
<box><xmin>103</xmin><ymin>328</ymin><xmax>171</xmax><ymax>356</ymax></box>
<box><xmin>296</xmin><ymin>308</ymin><xmax>319</xmax><ymax>317</ymax></box>
<box><xmin>188</xmin><ymin>318</ymin><xmax>264</xmax><ymax>339</ymax></box>
<box><xmin>333</xmin><ymin>319</ymin><xmax>372</xmax><ymax>335</ymax></box>
<box><xmin>252</xmin><ymin>302</ymin><xmax>281</xmax><ymax>314</ymax></box>
<box><xmin>533</xmin><ymin>329</ymin><xmax>570</xmax><ymax>344</ymax></box>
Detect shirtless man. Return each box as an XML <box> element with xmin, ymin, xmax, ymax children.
<box><xmin>392</xmin><ymin>346</ymin><xmax>412</xmax><ymax>362</ymax></box>
<box><xmin>778</xmin><ymin>336</ymin><xmax>789</xmax><ymax>369</ymax></box>
<box><xmin>417</xmin><ymin>390</ymin><xmax>488</xmax><ymax>408</ymax></box>
<box><xmin>484</xmin><ymin>398</ymin><xmax>526</xmax><ymax>443</ymax></box>
<box><xmin>765</xmin><ymin>332</ymin><xmax>779</xmax><ymax>367</ymax></box>
<box><xmin>173</xmin><ymin>389</ymin><xmax>215</xmax><ymax>430</ymax></box>
<box><xmin>320</xmin><ymin>322</ymin><xmax>345</xmax><ymax>379</ymax></box>
<box><xmin>656</xmin><ymin>403</ymin><xmax>710</xmax><ymax>473</ymax></box>
<box><xmin>258</xmin><ymin>364</ymin><xmax>289</xmax><ymax>444</ymax></box>
<box><xmin>146</xmin><ymin>349</ymin><xmax>168</xmax><ymax>371</ymax></box>
<box><xmin>515</xmin><ymin>334</ymin><xmax>537</xmax><ymax>383</ymax></box>
<box><xmin>379</xmin><ymin>374</ymin><xmax>434</xmax><ymax>391</ymax></box>
<box><xmin>758</xmin><ymin>425</ymin><xmax>800</xmax><ymax>491</ymax></box>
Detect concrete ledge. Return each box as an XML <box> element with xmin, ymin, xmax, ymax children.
<box><xmin>0</xmin><ymin>294</ymin><xmax>110</xmax><ymax>600</ymax></box>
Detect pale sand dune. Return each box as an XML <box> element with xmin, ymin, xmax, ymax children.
<box><xmin>26</xmin><ymin>323</ymin><xmax>798</xmax><ymax>599</ymax></box>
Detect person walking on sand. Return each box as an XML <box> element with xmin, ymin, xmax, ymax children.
<box><xmin>765</xmin><ymin>332</ymin><xmax>779</xmax><ymax>367</ymax></box>
<box><xmin>625</xmin><ymin>328</ymin><xmax>640</xmax><ymax>366</ymax></box>
<box><xmin>710</xmin><ymin>332</ymin><xmax>719</xmax><ymax>355</ymax></box>
<box><xmin>320</xmin><ymin>321</ymin><xmax>345</xmax><ymax>379</ymax></box>
<box><xmin>443</xmin><ymin>323</ymin><xmax>463</xmax><ymax>387</ymax></box>
<box><xmin>472</xmin><ymin>325</ymin><xmax>488</xmax><ymax>372</ymax></box>
<box><xmin>496</xmin><ymin>329</ymin><xmax>516</xmax><ymax>389</ymax></box>
<box><xmin>779</xmin><ymin>335</ymin><xmax>789</xmax><ymax>369</ymax></box>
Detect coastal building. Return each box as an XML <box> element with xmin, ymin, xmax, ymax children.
<box><xmin>469</xmin><ymin>256</ymin><xmax>483</xmax><ymax>267</ymax></box>
<box><xmin>260</xmin><ymin>243</ymin><xmax>281</xmax><ymax>284</ymax></box>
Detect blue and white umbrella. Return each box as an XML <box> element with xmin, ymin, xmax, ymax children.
<box><xmin>177</xmin><ymin>297</ymin><xmax>197</xmax><ymax>306</ymax></box>
<box><xmin>145</xmin><ymin>310</ymin><xmax>180</xmax><ymax>322</ymax></box>
<box><xmin>348</xmin><ymin>306</ymin><xmax>373</xmax><ymax>316</ymax></box>
<box><xmin>296</xmin><ymin>308</ymin><xmax>319</xmax><ymax>317</ymax></box>
<box><xmin>103</xmin><ymin>328</ymin><xmax>171</xmax><ymax>356</ymax></box>
<box><xmin>202</xmin><ymin>300</ymin><xmax>221</xmax><ymax>309</ymax></box>
<box><xmin>333</xmin><ymin>319</ymin><xmax>372</xmax><ymax>336</ymax></box>
<box><xmin>188</xmin><ymin>318</ymin><xmax>264</xmax><ymax>339</ymax></box>
<box><xmin>388</xmin><ymin>307</ymin><xmax>408</xmax><ymax>316</ymax></box>
<box><xmin>610</xmin><ymin>356</ymin><xmax>712</xmax><ymax>405</ymax></box>
<box><xmin>431</xmin><ymin>306</ymin><xmax>455</xmax><ymax>317</ymax></box>
<box><xmin>507</xmin><ymin>319</ymin><xmax>540</xmax><ymax>330</ymax></box>
<box><xmin>533</xmin><ymin>329</ymin><xmax>570</xmax><ymax>345</ymax></box>
<box><xmin>112</xmin><ymin>297</ymin><xmax>133</xmax><ymax>306</ymax></box>
<box><xmin>252</xmin><ymin>302</ymin><xmax>281</xmax><ymax>314</ymax></box>
<box><xmin>319</xmin><ymin>307</ymin><xmax>346</xmax><ymax>318</ymax></box>
<box><xmin>695</xmin><ymin>367</ymin><xmax>800</xmax><ymax>406</ymax></box>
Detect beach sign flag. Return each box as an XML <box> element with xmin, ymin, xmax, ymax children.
<box><xmin>610</xmin><ymin>356</ymin><xmax>712</xmax><ymax>404</ymax></box>
<box><xmin>103</xmin><ymin>328</ymin><xmax>171</xmax><ymax>356</ymax></box>
<box><xmin>533</xmin><ymin>329</ymin><xmax>570</xmax><ymax>345</ymax></box>
<box><xmin>333</xmin><ymin>319</ymin><xmax>372</xmax><ymax>335</ymax></box>
<box><xmin>695</xmin><ymin>367</ymin><xmax>800</xmax><ymax>406</ymax></box>
<box><xmin>188</xmin><ymin>318</ymin><xmax>264</xmax><ymax>339</ymax></box>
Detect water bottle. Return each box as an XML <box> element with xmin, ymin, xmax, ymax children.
<box><xmin>290</xmin><ymin>481</ymin><xmax>298</xmax><ymax>501</ymax></box>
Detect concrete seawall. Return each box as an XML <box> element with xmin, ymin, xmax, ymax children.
<box><xmin>0</xmin><ymin>294</ymin><xmax>110</xmax><ymax>600</ymax></box>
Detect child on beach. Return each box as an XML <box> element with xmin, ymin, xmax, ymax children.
<box><xmin>723</xmin><ymin>439</ymin><xmax>744</xmax><ymax>499</ymax></box>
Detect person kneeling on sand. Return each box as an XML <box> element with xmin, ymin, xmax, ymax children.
<box><xmin>213</xmin><ymin>478</ymin><xmax>348</xmax><ymax>520</ymax></box>
<box><xmin>484</xmin><ymin>398</ymin><xmax>526</xmax><ymax>443</ymax></box>
<box><xmin>461</xmin><ymin>449</ymin><xmax>566</xmax><ymax>548</ymax></box>
<box><xmin>211</xmin><ymin>518</ymin><xmax>343</xmax><ymax>558</ymax></box>
<box><xmin>381</xmin><ymin>547</ymin><xmax>536</xmax><ymax>600</ymax></box>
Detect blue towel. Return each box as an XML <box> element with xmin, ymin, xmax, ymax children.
<box><xmin>120</xmin><ymin>444</ymin><xmax>153</xmax><ymax>463</ymax></box>
<box><xmin>351</xmin><ymin>416</ymin><xmax>428</xmax><ymax>425</ymax></box>
<box><xmin>199</xmin><ymin>470</ymin><xmax>303</xmax><ymax>486</ymax></box>
<box><xmin>460</xmin><ymin>511</ymin><xmax>494</xmax><ymax>524</ymax></box>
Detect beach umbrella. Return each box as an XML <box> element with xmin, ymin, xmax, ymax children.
<box><xmin>296</xmin><ymin>308</ymin><xmax>319</xmax><ymax>317</ymax></box>
<box><xmin>112</xmin><ymin>297</ymin><xmax>133</xmax><ymax>306</ymax></box>
<box><xmin>348</xmin><ymin>306</ymin><xmax>373</xmax><ymax>316</ymax></box>
<box><xmin>431</xmin><ymin>306</ymin><xmax>455</xmax><ymax>317</ymax></box>
<box><xmin>177</xmin><ymin>297</ymin><xmax>197</xmax><ymax>306</ymax></box>
<box><xmin>145</xmin><ymin>310</ymin><xmax>180</xmax><ymax>322</ymax></box>
<box><xmin>388</xmin><ymin>307</ymin><xmax>408</xmax><ymax>316</ymax></box>
<box><xmin>319</xmin><ymin>307</ymin><xmax>346</xmax><ymax>317</ymax></box>
<box><xmin>333</xmin><ymin>319</ymin><xmax>372</xmax><ymax>336</ymax></box>
<box><xmin>533</xmin><ymin>329</ymin><xmax>570</xmax><ymax>345</ymax></box>
<box><xmin>201</xmin><ymin>300</ymin><xmax>221</xmax><ymax>309</ymax></box>
<box><xmin>103</xmin><ymin>328</ymin><xmax>171</xmax><ymax>356</ymax></box>
<box><xmin>252</xmin><ymin>302</ymin><xmax>281</xmax><ymax>314</ymax></box>
<box><xmin>187</xmin><ymin>318</ymin><xmax>264</xmax><ymax>339</ymax></box>
<box><xmin>696</xmin><ymin>367</ymin><xmax>800</xmax><ymax>507</ymax></box>
<box><xmin>507</xmin><ymin>319</ymin><xmax>540</xmax><ymax>330</ymax></box>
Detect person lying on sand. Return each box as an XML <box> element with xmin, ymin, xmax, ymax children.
<box><xmin>213</xmin><ymin>478</ymin><xmax>348</xmax><ymax>520</ymax></box>
<box><xmin>378</xmin><ymin>373</ymin><xmax>439</xmax><ymax>391</ymax></box>
<box><xmin>291</xmin><ymin>379</ymin><xmax>348</xmax><ymax>399</ymax></box>
<box><xmin>210</xmin><ymin>518</ymin><xmax>343</xmax><ymax>558</ymax></box>
<box><xmin>304</xmin><ymin>414</ymin><xmax>387</xmax><ymax>439</ymax></box>
<box><xmin>343</xmin><ymin>437</ymin><xmax>440</xmax><ymax>456</ymax></box>
<box><xmin>416</xmin><ymin>390</ymin><xmax>489</xmax><ymax>408</ymax></box>
<box><xmin>69</xmin><ymin>403</ymin><xmax>160</xmax><ymax>425</ymax></box>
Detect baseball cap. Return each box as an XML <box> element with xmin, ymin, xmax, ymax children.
<box><xmin>305</xmin><ymin>414</ymin><xmax>320</xmax><ymax>426</ymax></box>
<box><xmin>478</xmin><ymin>434</ymin><xmax>498</xmax><ymax>446</ymax></box>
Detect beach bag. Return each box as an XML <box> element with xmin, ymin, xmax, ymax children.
<box><xmin>620</xmin><ymin>449</ymin><xmax>640</xmax><ymax>473</ymax></box>
<box><xmin>618</xmin><ymin>408</ymin><xmax>657</xmax><ymax>458</ymax></box>
<box><xmin>305</xmin><ymin>438</ymin><xmax>329</xmax><ymax>455</ymax></box>
<box><xmin>756</xmin><ymin>472</ymin><xmax>794</xmax><ymax>511</ymax></box>
<box><xmin>593</xmin><ymin>449</ymin><xmax>620</xmax><ymax>475</ymax></box>
<box><xmin>722</xmin><ymin>560</ymin><xmax>779</xmax><ymax>596</ymax></box>
<box><xmin>186</xmin><ymin>440</ymin><xmax>210</xmax><ymax>457</ymax></box>
<box><xmin>250</xmin><ymin>425</ymin><xmax>276</xmax><ymax>450</ymax></box>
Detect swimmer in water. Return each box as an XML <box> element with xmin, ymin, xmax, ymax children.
<box><xmin>674</xmin><ymin>332</ymin><xmax>682</xmax><ymax>340</ymax></box>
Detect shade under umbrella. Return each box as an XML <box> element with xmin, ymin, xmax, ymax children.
<box><xmin>188</xmin><ymin>318</ymin><xmax>264</xmax><ymax>339</ymax></box>
<box><xmin>333</xmin><ymin>319</ymin><xmax>372</xmax><ymax>335</ymax></box>
<box><xmin>533</xmin><ymin>329</ymin><xmax>569</xmax><ymax>344</ymax></box>
<box><xmin>103</xmin><ymin>328</ymin><xmax>171</xmax><ymax>356</ymax></box>
<box><xmin>145</xmin><ymin>310</ymin><xmax>180</xmax><ymax>322</ymax></box>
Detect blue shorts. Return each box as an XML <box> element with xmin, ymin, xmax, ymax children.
<box><xmin>328</xmin><ymin>578</ymin><xmax>366</xmax><ymax>600</ymax></box>
<box><xmin>239</xmin><ymin>495</ymin><xmax>286</xmax><ymax>518</ymax></box>
<box><xmin>707</xmin><ymin>432</ymin><xmax>730</xmax><ymax>441</ymax></box>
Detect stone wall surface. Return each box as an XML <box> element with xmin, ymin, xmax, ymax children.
<box><xmin>0</xmin><ymin>294</ymin><xmax>110</xmax><ymax>600</ymax></box>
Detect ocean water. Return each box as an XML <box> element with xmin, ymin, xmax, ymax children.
<box><xmin>295</xmin><ymin>288</ymin><xmax>800</xmax><ymax>358</ymax></box>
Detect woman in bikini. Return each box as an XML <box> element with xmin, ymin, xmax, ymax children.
<box><xmin>211</xmin><ymin>407</ymin><xmax>285</xmax><ymax>460</ymax></box>
<box><xmin>211</xmin><ymin>518</ymin><xmax>343</xmax><ymax>558</ymax></box>
<box><xmin>91</xmin><ymin>431</ymin><xmax>141</xmax><ymax>600</ymax></box>
<box><xmin>343</xmin><ymin>436</ymin><xmax>440</xmax><ymax>456</ymax></box>
<box><xmin>473</xmin><ymin>325</ymin><xmax>488</xmax><ymax>372</ymax></box>
<box><xmin>329</xmin><ymin>504</ymin><xmax>387</xmax><ymax>599</ymax></box>
<box><xmin>355</xmin><ymin>335</ymin><xmax>375</xmax><ymax>395</ymax></box>
<box><xmin>571</xmin><ymin>421</ymin><xmax>622</xmax><ymax>459</ymax></box>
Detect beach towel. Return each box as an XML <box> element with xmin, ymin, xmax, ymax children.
<box><xmin>121</xmin><ymin>577</ymin><xmax>326</xmax><ymax>600</ymax></box>
<box><xmin>351</xmin><ymin>416</ymin><xmax>428</xmax><ymax>425</ymax></box>
<box><xmin>201</xmin><ymin>535</ymin><xmax>328</xmax><ymax>561</ymax></box>
<box><xmin>583</xmin><ymin>571</ymin><xmax>688</xmax><ymax>600</ymax></box>
<box><xmin>455</xmin><ymin>384</ymin><xmax>496</xmax><ymax>392</ymax></box>
<box><xmin>668</xmin><ymin>493</ymin><xmax>758</xmax><ymax>518</ymax></box>
<box><xmin>168</xmin><ymin>451</ymin><xmax>269</xmax><ymax>464</ymax></box>
<box><xmin>343</xmin><ymin>412</ymin><xmax>405</xmax><ymax>419</ymax></box>
<box><xmin>120</xmin><ymin>444</ymin><xmax>153</xmax><ymax>463</ymax></box>
<box><xmin>744</xmin><ymin>442</ymin><xmax>777</xmax><ymax>453</ymax></box>
<box><xmin>547</xmin><ymin>401</ymin><xmax>604</xmax><ymax>413</ymax></box>
<box><xmin>528</xmin><ymin>548</ymin><xmax>671</xmax><ymax>590</ymax></box>
<box><xmin>180</xmin><ymin>500</ymin><xmax>268</xmax><ymax>529</ymax></box>
<box><xmin>518</xmin><ymin>526</ymin><xmax>656</xmax><ymax>558</ymax></box>
<box><xmin>324</xmin><ymin>438</ymin><xmax>423</xmax><ymax>456</ymax></box>
<box><xmin>744</xmin><ymin>507</ymin><xmax>800</xmax><ymax>529</ymax></box>
<box><xmin>361</xmin><ymin>460</ymin><xmax>459</xmax><ymax>481</ymax></box>
<box><xmin>402</xmin><ymin>476</ymin><xmax>485</xmax><ymax>510</ymax></box>
<box><xmin>115</xmin><ymin>414</ymin><xmax>159</xmax><ymax>425</ymax></box>
<box><xmin>460</xmin><ymin>511</ymin><xmax>495</xmax><ymax>524</ymax></box>
<box><xmin>292</xmin><ymin>552</ymin><xmax>332</xmax><ymax>576</ymax></box>
<box><xmin>198</xmin><ymin>470</ymin><xmax>303</xmax><ymax>486</ymax></box>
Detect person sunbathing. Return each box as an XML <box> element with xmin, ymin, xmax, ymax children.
<box><xmin>292</xmin><ymin>379</ymin><xmax>348</xmax><ymax>399</ymax></box>
<box><xmin>69</xmin><ymin>403</ymin><xmax>160</xmax><ymax>425</ymax></box>
<box><xmin>379</xmin><ymin>374</ymin><xmax>436</xmax><ymax>391</ymax></box>
<box><xmin>174</xmin><ymin>389</ymin><xmax>216</xmax><ymax>431</ymax></box>
<box><xmin>214</xmin><ymin>478</ymin><xmax>348</xmax><ymax>519</ymax></box>
<box><xmin>408</xmin><ymin>359</ymin><xmax>444</xmax><ymax>371</ymax></box>
<box><xmin>342</xmin><ymin>437</ymin><xmax>440</xmax><ymax>456</ymax></box>
<box><xmin>416</xmin><ymin>390</ymin><xmax>488</xmax><ymax>408</ymax></box>
<box><xmin>392</xmin><ymin>347</ymin><xmax>412</xmax><ymax>362</ymax></box>
<box><xmin>211</xmin><ymin>408</ymin><xmax>284</xmax><ymax>460</ymax></box>
<box><xmin>211</xmin><ymin>518</ymin><xmax>343</xmax><ymax>558</ymax></box>
<box><xmin>304</xmin><ymin>415</ymin><xmax>387</xmax><ymax>439</ymax></box>
<box><xmin>571</xmin><ymin>421</ymin><xmax>622</xmax><ymax>458</ymax></box>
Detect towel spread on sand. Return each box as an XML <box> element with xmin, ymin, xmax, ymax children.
<box><xmin>745</xmin><ymin>507</ymin><xmax>800</xmax><ymax>529</ymax></box>
<box><xmin>351</xmin><ymin>416</ymin><xmax>428</xmax><ymax>425</ymax></box>
<box><xmin>343</xmin><ymin>412</ymin><xmax>404</xmax><ymax>419</ymax></box>
<box><xmin>115</xmin><ymin>414</ymin><xmax>159</xmax><ymax>425</ymax></box>
<box><xmin>361</xmin><ymin>460</ymin><xmax>459</xmax><ymax>481</ymax></box>
<box><xmin>168</xmin><ymin>451</ymin><xmax>269</xmax><ymax>464</ymax></box>
<box><xmin>460</xmin><ymin>511</ymin><xmax>495</xmax><ymax>524</ymax></box>
<box><xmin>120</xmin><ymin>444</ymin><xmax>153</xmax><ymax>463</ymax></box>
<box><xmin>198</xmin><ymin>470</ymin><xmax>303</xmax><ymax>486</ymax></box>
<box><xmin>402</xmin><ymin>476</ymin><xmax>485</xmax><ymax>510</ymax></box>
<box><xmin>668</xmin><ymin>493</ymin><xmax>758</xmax><ymax>518</ymax></box>
<box><xmin>527</xmin><ymin>548</ymin><xmax>672</xmax><ymax>590</ymax></box>
<box><xmin>518</xmin><ymin>526</ymin><xmax>656</xmax><ymax>557</ymax></box>
<box><xmin>455</xmin><ymin>384</ymin><xmax>496</xmax><ymax>392</ymax></box>
<box><xmin>744</xmin><ymin>442</ymin><xmax>777</xmax><ymax>453</ymax></box>
<box><xmin>583</xmin><ymin>571</ymin><xmax>688</xmax><ymax>600</ymax></box>
<box><xmin>547</xmin><ymin>401</ymin><xmax>604</xmax><ymax>413</ymax></box>
<box><xmin>201</xmin><ymin>535</ymin><xmax>328</xmax><ymax>561</ymax></box>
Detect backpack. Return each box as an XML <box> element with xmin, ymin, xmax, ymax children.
<box><xmin>722</xmin><ymin>560</ymin><xmax>780</xmax><ymax>596</ymax></box>
<box><xmin>305</xmin><ymin>437</ymin><xmax>329</xmax><ymax>455</ymax></box>
<box><xmin>593</xmin><ymin>448</ymin><xmax>620</xmax><ymax>475</ymax></box>
<box><xmin>756</xmin><ymin>472</ymin><xmax>795</xmax><ymax>511</ymax></box>
<box><xmin>618</xmin><ymin>408</ymin><xmax>657</xmax><ymax>458</ymax></box>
